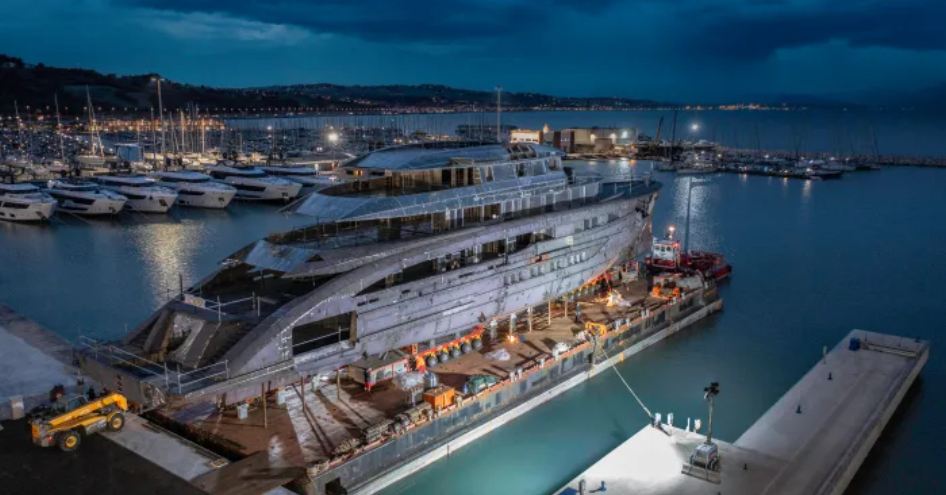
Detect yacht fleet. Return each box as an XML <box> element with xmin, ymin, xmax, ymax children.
<box><xmin>1</xmin><ymin>160</ymin><xmax>337</xmax><ymax>222</ymax></box>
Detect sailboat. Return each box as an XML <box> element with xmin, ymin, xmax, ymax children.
<box><xmin>75</xmin><ymin>87</ymin><xmax>109</xmax><ymax>172</ymax></box>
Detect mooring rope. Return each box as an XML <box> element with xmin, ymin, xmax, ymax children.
<box><xmin>598</xmin><ymin>344</ymin><xmax>653</xmax><ymax>419</ymax></box>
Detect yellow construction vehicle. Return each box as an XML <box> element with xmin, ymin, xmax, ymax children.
<box><xmin>30</xmin><ymin>392</ymin><xmax>129</xmax><ymax>452</ymax></box>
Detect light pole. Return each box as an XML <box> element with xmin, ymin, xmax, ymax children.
<box><xmin>703</xmin><ymin>382</ymin><xmax>719</xmax><ymax>445</ymax></box>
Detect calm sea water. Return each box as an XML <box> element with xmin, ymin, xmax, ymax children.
<box><xmin>0</xmin><ymin>205</ymin><xmax>309</xmax><ymax>342</ymax></box>
<box><xmin>1</xmin><ymin>164</ymin><xmax>944</xmax><ymax>493</ymax></box>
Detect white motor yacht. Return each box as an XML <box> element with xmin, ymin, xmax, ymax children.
<box><xmin>46</xmin><ymin>179</ymin><xmax>127</xmax><ymax>216</ymax></box>
<box><xmin>152</xmin><ymin>171</ymin><xmax>237</xmax><ymax>209</ymax></box>
<box><xmin>93</xmin><ymin>175</ymin><xmax>178</xmax><ymax>213</ymax></box>
<box><xmin>208</xmin><ymin>164</ymin><xmax>302</xmax><ymax>201</ymax></box>
<box><xmin>261</xmin><ymin>164</ymin><xmax>337</xmax><ymax>194</ymax></box>
<box><xmin>0</xmin><ymin>183</ymin><xmax>57</xmax><ymax>221</ymax></box>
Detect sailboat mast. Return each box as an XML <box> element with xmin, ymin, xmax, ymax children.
<box><xmin>669</xmin><ymin>110</ymin><xmax>678</xmax><ymax>165</ymax></box>
<box><xmin>495</xmin><ymin>85</ymin><xmax>502</xmax><ymax>143</ymax></box>
<box><xmin>13</xmin><ymin>101</ymin><xmax>24</xmax><ymax>155</ymax></box>
<box><xmin>84</xmin><ymin>86</ymin><xmax>101</xmax><ymax>157</ymax></box>
<box><xmin>54</xmin><ymin>93</ymin><xmax>65</xmax><ymax>161</ymax></box>
<box><xmin>154</xmin><ymin>77</ymin><xmax>166</xmax><ymax>157</ymax></box>
<box><xmin>25</xmin><ymin>105</ymin><xmax>34</xmax><ymax>161</ymax></box>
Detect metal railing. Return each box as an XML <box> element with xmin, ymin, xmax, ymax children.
<box><xmin>78</xmin><ymin>335</ymin><xmax>231</xmax><ymax>395</ymax></box>
<box><xmin>183</xmin><ymin>293</ymin><xmax>262</xmax><ymax>321</ymax></box>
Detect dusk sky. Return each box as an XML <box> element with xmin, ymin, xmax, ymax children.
<box><xmin>2</xmin><ymin>0</ymin><xmax>945</xmax><ymax>102</ymax></box>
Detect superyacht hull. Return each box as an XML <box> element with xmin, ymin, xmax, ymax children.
<box><xmin>80</xmin><ymin>142</ymin><xmax>660</xmax><ymax>409</ymax></box>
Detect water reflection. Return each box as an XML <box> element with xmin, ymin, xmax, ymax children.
<box><xmin>0</xmin><ymin>203</ymin><xmax>308</xmax><ymax>341</ymax></box>
<box><xmin>667</xmin><ymin>175</ymin><xmax>721</xmax><ymax>252</ymax></box>
<box><xmin>801</xmin><ymin>179</ymin><xmax>813</xmax><ymax>202</ymax></box>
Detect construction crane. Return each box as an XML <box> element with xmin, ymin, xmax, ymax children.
<box><xmin>30</xmin><ymin>392</ymin><xmax>129</xmax><ymax>452</ymax></box>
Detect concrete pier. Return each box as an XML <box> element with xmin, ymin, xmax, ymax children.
<box><xmin>0</xmin><ymin>305</ymin><xmax>78</xmax><ymax>420</ymax></box>
<box><xmin>0</xmin><ymin>306</ymin><xmax>295</xmax><ymax>494</ymax></box>
<box><xmin>556</xmin><ymin>329</ymin><xmax>929</xmax><ymax>495</ymax></box>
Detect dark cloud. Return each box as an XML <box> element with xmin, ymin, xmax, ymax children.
<box><xmin>118</xmin><ymin>0</ymin><xmax>946</xmax><ymax>59</ymax></box>
<box><xmin>681</xmin><ymin>0</ymin><xmax>946</xmax><ymax>60</ymax></box>
<box><xmin>4</xmin><ymin>0</ymin><xmax>945</xmax><ymax>99</ymax></box>
<box><xmin>118</xmin><ymin>0</ymin><xmax>580</xmax><ymax>43</ymax></box>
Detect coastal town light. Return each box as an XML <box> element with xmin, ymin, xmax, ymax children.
<box><xmin>328</xmin><ymin>131</ymin><xmax>339</xmax><ymax>143</ymax></box>
<box><xmin>690</xmin><ymin>123</ymin><xmax>700</xmax><ymax>132</ymax></box>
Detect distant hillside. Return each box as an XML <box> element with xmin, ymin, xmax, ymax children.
<box><xmin>0</xmin><ymin>54</ymin><xmax>661</xmax><ymax>116</ymax></box>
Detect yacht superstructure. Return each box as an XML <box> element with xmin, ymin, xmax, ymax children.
<box><xmin>93</xmin><ymin>175</ymin><xmax>178</xmax><ymax>213</ymax></box>
<box><xmin>152</xmin><ymin>171</ymin><xmax>237</xmax><ymax>209</ymax></box>
<box><xmin>208</xmin><ymin>164</ymin><xmax>302</xmax><ymax>201</ymax></box>
<box><xmin>0</xmin><ymin>183</ymin><xmax>57</xmax><ymax>221</ymax></box>
<box><xmin>85</xmin><ymin>142</ymin><xmax>660</xmax><ymax>406</ymax></box>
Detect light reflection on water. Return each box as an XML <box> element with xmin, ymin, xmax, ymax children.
<box><xmin>0</xmin><ymin>204</ymin><xmax>308</xmax><ymax>341</ymax></box>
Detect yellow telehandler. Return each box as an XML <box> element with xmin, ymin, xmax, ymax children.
<box><xmin>30</xmin><ymin>392</ymin><xmax>129</xmax><ymax>452</ymax></box>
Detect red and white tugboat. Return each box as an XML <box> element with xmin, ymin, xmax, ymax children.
<box><xmin>645</xmin><ymin>226</ymin><xmax>732</xmax><ymax>282</ymax></box>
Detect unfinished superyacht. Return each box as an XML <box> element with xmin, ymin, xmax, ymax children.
<box><xmin>80</xmin><ymin>141</ymin><xmax>659</xmax><ymax>407</ymax></box>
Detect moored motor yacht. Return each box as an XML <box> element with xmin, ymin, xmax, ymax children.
<box><xmin>208</xmin><ymin>164</ymin><xmax>302</xmax><ymax>201</ymax></box>
<box><xmin>261</xmin><ymin>163</ymin><xmax>338</xmax><ymax>194</ymax></box>
<box><xmin>93</xmin><ymin>175</ymin><xmax>178</xmax><ymax>213</ymax></box>
<box><xmin>0</xmin><ymin>183</ymin><xmax>57</xmax><ymax>221</ymax></box>
<box><xmin>45</xmin><ymin>179</ymin><xmax>127</xmax><ymax>216</ymax></box>
<box><xmin>151</xmin><ymin>170</ymin><xmax>237</xmax><ymax>209</ymax></box>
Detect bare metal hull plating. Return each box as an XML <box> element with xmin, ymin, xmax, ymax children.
<box><xmin>227</xmin><ymin>191</ymin><xmax>658</xmax><ymax>378</ymax></box>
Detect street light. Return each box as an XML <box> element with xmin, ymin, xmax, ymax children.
<box><xmin>690</xmin><ymin>123</ymin><xmax>700</xmax><ymax>133</ymax></box>
<box><xmin>703</xmin><ymin>382</ymin><xmax>719</xmax><ymax>445</ymax></box>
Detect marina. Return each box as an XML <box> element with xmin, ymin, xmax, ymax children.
<box><xmin>3</xmin><ymin>2</ymin><xmax>946</xmax><ymax>493</ymax></box>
